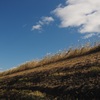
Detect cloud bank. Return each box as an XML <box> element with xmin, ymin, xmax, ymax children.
<box><xmin>53</xmin><ymin>0</ymin><xmax>100</xmax><ymax>38</ymax></box>
<box><xmin>32</xmin><ymin>16</ymin><xmax>54</xmax><ymax>31</ymax></box>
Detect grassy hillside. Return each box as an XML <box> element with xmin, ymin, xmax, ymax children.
<box><xmin>0</xmin><ymin>44</ymin><xmax>100</xmax><ymax>100</ymax></box>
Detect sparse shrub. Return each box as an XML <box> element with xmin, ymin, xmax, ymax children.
<box><xmin>89</xmin><ymin>66</ymin><xmax>100</xmax><ymax>73</ymax></box>
<box><xmin>29</xmin><ymin>91</ymin><xmax>46</xmax><ymax>98</ymax></box>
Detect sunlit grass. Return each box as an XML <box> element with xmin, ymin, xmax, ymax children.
<box><xmin>0</xmin><ymin>43</ymin><xmax>100</xmax><ymax>99</ymax></box>
<box><xmin>0</xmin><ymin>43</ymin><xmax>100</xmax><ymax>77</ymax></box>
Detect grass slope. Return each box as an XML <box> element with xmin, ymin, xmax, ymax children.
<box><xmin>0</xmin><ymin>45</ymin><xmax>100</xmax><ymax>100</ymax></box>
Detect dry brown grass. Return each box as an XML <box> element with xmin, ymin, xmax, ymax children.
<box><xmin>0</xmin><ymin>43</ymin><xmax>100</xmax><ymax>77</ymax></box>
<box><xmin>0</xmin><ymin>43</ymin><xmax>100</xmax><ymax>100</ymax></box>
<box><xmin>29</xmin><ymin>91</ymin><xmax>46</xmax><ymax>97</ymax></box>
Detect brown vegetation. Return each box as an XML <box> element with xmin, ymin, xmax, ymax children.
<box><xmin>0</xmin><ymin>44</ymin><xmax>100</xmax><ymax>77</ymax></box>
<box><xmin>0</xmin><ymin>44</ymin><xmax>100</xmax><ymax>100</ymax></box>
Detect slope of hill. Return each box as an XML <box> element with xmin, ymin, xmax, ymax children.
<box><xmin>0</xmin><ymin>45</ymin><xmax>100</xmax><ymax>100</ymax></box>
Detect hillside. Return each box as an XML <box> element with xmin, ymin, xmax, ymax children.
<box><xmin>0</xmin><ymin>45</ymin><xmax>100</xmax><ymax>100</ymax></box>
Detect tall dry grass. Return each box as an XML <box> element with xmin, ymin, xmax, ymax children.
<box><xmin>0</xmin><ymin>43</ymin><xmax>100</xmax><ymax>77</ymax></box>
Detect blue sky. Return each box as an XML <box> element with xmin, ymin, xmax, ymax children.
<box><xmin>0</xmin><ymin>0</ymin><xmax>100</xmax><ymax>71</ymax></box>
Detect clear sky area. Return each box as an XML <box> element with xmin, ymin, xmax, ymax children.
<box><xmin>0</xmin><ymin>0</ymin><xmax>100</xmax><ymax>71</ymax></box>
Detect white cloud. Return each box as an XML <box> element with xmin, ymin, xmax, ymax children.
<box><xmin>32</xmin><ymin>16</ymin><xmax>54</xmax><ymax>31</ymax></box>
<box><xmin>82</xmin><ymin>33</ymin><xmax>95</xmax><ymax>39</ymax></box>
<box><xmin>53</xmin><ymin>0</ymin><xmax>100</xmax><ymax>38</ymax></box>
<box><xmin>32</xmin><ymin>24</ymin><xmax>42</xmax><ymax>31</ymax></box>
<box><xmin>42</xmin><ymin>16</ymin><xmax>54</xmax><ymax>24</ymax></box>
